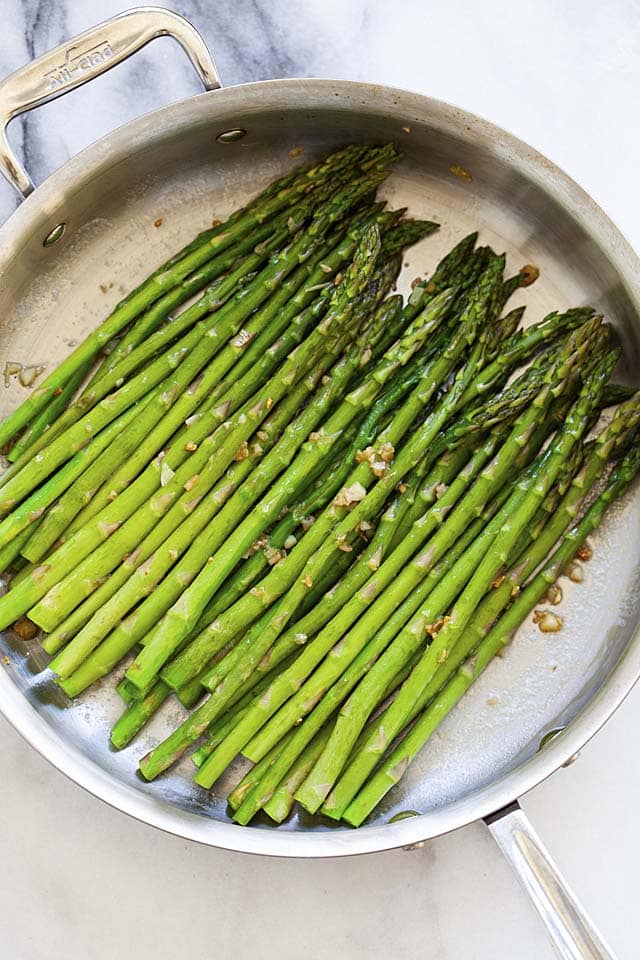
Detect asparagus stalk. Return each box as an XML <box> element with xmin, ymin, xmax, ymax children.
<box><xmin>135</xmin><ymin>291</ymin><xmax>465</xmax><ymax>779</ymax></box>
<box><xmin>39</xmin><ymin>224</ymin><xmax>383</xmax><ymax>637</ymax></box>
<box><xmin>229</xmin><ymin>502</ymin><xmax>504</xmax><ymax>823</ymax></box>
<box><xmin>157</xmin><ymin>266</ymin><xmax>498</xmax><ymax>695</ymax></box>
<box><xmin>343</xmin><ymin>438</ymin><xmax>640</xmax><ymax>826</ymax></box>
<box><xmin>29</xmin><ymin>207</ymin><xmax>407</xmax><ymax>562</ymax></box>
<box><xmin>296</xmin><ymin>346</ymin><xmax>614</xmax><ymax>812</ymax></box>
<box><xmin>49</xmin><ymin>318</ymin><xmax>371</xmax><ymax>675</ymax></box>
<box><xmin>22</xmin><ymin>229</ymin><xmax>357</xmax><ymax>565</ymax></box>
<box><xmin>0</xmin><ymin>199</ymin><xmax>390</xmax><ymax>631</ymax></box>
<box><xmin>0</xmin><ymin>400</ymin><xmax>144</xmax><ymax>552</ymax></box>
<box><xmin>260</xmin><ymin>729</ymin><xmax>332</xmax><ymax>823</ymax></box>
<box><xmin>11</xmin><ymin>214</ymin><xmax>300</xmax><ymax>473</ymax></box>
<box><xmin>54</xmin><ymin>234</ymin><xmax>385</xmax><ymax>691</ymax></box>
<box><xmin>1</xmin><ymin>172</ymin><xmax>389</xmax><ymax>519</ymax></box>
<box><xmin>236</xmin><ymin>648</ymin><xmax>426</xmax><ymax>823</ymax></box>
<box><xmin>200</xmin><ymin>425</ymin><xmax>555</xmax><ymax>794</ymax></box>
<box><xmin>186</xmin><ymin>273</ymin><xmax>566</xmax><ymax>731</ymax></box>
<box><xmin>182</xmin><ymin>386</ymin><xmax>572</xmax><ymax>786</ymax></box>
<box><xmin>7</xmin><ymin>360</ymin><xmax>92</xmax><ymax>462</ymax></box>
<box><xmin>126</xmin><ymin>287</ymin><xmax>460</xmax><ymax>697</ymax></box>
<box><xmin>41</xmin><ymin>402</ymin><xmax>361</xmax><ymax>658</ymax></box>
<box><xmin>0</xmin><ymin>144</ymin><xmax>388</xmax><ymax>449</ymax></box>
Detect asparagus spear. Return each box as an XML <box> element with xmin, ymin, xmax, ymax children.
<box><xmin>135</xmin><ymin>291</ymin><xmax>466</xmax><ymax>778</ymax></box>
<box><xmin>53</xmin><ymin>234</ymin><xmax>386</xmax><ymax>691</ymax></box>
<box><xmin>22</xmin><ymin>228</ymin><xmax>366</xmax><ymax>566</ymax></box>
<box><xmin>156</xmin><ymin>264</ymin><xmax>500</xmax><ymax>695</ymax></box>
<box><xmin>1</xmin><ymin>172</ymin><xmax>390</xmax><ymax>519</ymax></box>
<box><xmin>0</xmin><ymin>400</ymin><xmax>145</xmax><ymax>552</ymax></box>
<box><xmin>35</xmin><ymin>224</ymin><xmax>383</xmax><ymax>632</ymax></box>
<box><xmin>185</xmin><ymin>266</ymin><xmax>564</xmax><ymax>716</ymax></box>
<box><xmin>236</xmin><ymin>648</ymin><xmax>426</xmax><ymax>823</ymax></box>
<box><xmin>229</xmin><ymin>499</ymin><xmax>507</xmax><ymax>823</ymax></box>
<box><xmin>7</xmin><ymin>360</ymin><xmax>92</xmax><ymax>462</ymax></box>
<box><xmin>49</xmin><ymin>234</ymin><xmax>384</xmax><ymax>674</ymax></box>
<box><xmin>160</xmin><ymin>343</ymin><xmax>570</xmax><ymax>789</ymax></box>
<box><xmin>0</xmin><ymin>144</ymin><xmax>389</xmax><ymax>449</ymax></box>
<box><xmin>343</xmin><ymin>437</ymin><xmax>640</xmax><ymax>826</ymax></box>
<box><xmin>26</xmin><ymin>208</ymin><xmax>410</xmax><ymax>564</ymax></box>
<box><xmin>140</xmin><ymin>291</ymin><xmax>463</xmax><ymax>703</ymax></box>
<box><xmin>295</xmin><ymin>346</ymin><xmax>614</xmax><ymax>812</ymax></box>
<box><xmin>0</xmin><ymin>202</ymin><xmax>392</xmax><ymax>632</ymax></box>
<box><xmin>195</xmin><ymin>414</ymin><xmax>561</xmax><ymax>794</ymax></box>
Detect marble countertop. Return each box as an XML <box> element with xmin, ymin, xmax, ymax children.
<box><xmin>1</xmin><ymin>2</ymin><xmax>639</xmax><ymax>958</ymax></box>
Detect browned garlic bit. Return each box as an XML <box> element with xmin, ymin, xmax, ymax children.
<box><xmin>18</xmin><ymin>365</ymin><xmax>46</xmax><ymax>387</ymax></box>
<box><xmin>533</xmin><ymin>609</ymin><xmax>563</xmax><ymax>633</ymax></box>
<box><xmin>565</xmin><ymin>561</ymin><xmax>584</xmax><ymax>583</ymax></box>
<box><xmin>544</xmin><ymin>583</ymin><xmax>563</xmax><ymax>605</ymax></box>
<box><xmin>183</xmin><ymin>474</ymin><xmax>200</xmax><ymax>492</ymax></box>
<box><xmin>355</xmin><ymin>446</ymin><xmax>376</xmax><ymax>464</ymax></box>
<box><xmin>3</xmin><ymin>362</ymin><xmax>23</xmax><ymax>387</ymax></box>
<box><xmin>378</xmin><ymin>442</ymin><xmax>395</xmax><ymax>463</ymax></box>
<box><xmin>486</xmin><ymin>696</ymin><xmax>499</xmax><ymax>707</ymax></box>
<box><xmin>13</xmin><ymin>617</ymin><xmax>38</xmax><ymax>640</ymax></box>
<box><xmin>425</xmin><ymin>615</ymin><xmax>450</xmax><ymax>639</ymax></box>
<box><xmin>576</xmin><ymin>543</ymin><xmax>592</xmax><ymax>562</ymax></box>
<box><xmin>334</xmin><ymin>481</ymin><xmax>367</xmax><ymax>507</ymax></box>
<box><xmin>519</xmin><ymin>264</ymin><xmax>540</xmax><ymax>287</ymax></box>
<box><xmin>288</xmin><ymin>146</ymin><xmax>304</xmax><ymax>158</ymax></box>
<box><xmin>234</xmin><ymin>441</ymin><xmax>250</xmax><ymax>462</ymax></box>
<box><xmin>264</xmin><ymin>547</ymin><xmax>284</xmax><ymax>566</ymax></box>
<box><xmin>449</xmin><ymin>163</ymin><xmax>473</xmax><ymax>182</ymax></box>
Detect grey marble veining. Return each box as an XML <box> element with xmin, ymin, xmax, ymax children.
<box><xmin>1</xmin><ymin>3</ymin><xmax>640</xmax><ymax>959</ymax></box>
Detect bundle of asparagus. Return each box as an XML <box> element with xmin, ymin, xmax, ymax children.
<box><xmin>0</xmin><ymin>143</ymin><xmax>637</xmax><ymax>829</ymax></box>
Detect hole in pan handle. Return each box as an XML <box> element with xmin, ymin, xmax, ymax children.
<box><xmin>0</xmin><ymin>5</ymin><xmax>221</xmax><ymax>199</ymax></box>
<box><xmin>485</xmin><ymin>801</ymin><xmax>617</xmax><ymax>960</ymax></box>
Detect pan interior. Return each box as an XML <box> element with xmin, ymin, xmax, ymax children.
<box><xmin>1</xmin><ymin>86</ymin><xmax>639</xmax><ymax>840</ymax></box>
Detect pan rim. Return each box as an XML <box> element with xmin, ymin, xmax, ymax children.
<box><xmin>1</xmin><ymin>75</ymin><xmax>639</xmax><ymax>857</ymax></box>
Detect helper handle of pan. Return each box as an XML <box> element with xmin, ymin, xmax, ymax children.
<box><xmin>485</xmin><ymin>802</ymin><xmax>617</xmax><ymax>960</ymax></box>
<box><xmin>0</xmin><ymin>6</ymin><xmax>220</xmax><ymax>198</ymax></box>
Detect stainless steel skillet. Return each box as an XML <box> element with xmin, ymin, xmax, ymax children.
<box><xmin>0</xmin><ymin>8</ymin><xmax>638</xmax><ymax>957</ymax></box>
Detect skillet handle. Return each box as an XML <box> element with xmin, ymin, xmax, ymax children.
<box><xmin>485</xmin><ymin>802</ymin><xmax>617</xmax><ymax>960</ymax></box>
<box><xmin>0</xmin><ymin>5</ymin><xmax>220</xmax><ymax>198</ymax></box>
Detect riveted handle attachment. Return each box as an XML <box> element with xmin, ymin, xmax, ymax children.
<box><xmin>486</xmin><ymin>802</ymin><xmax>617</xmax><ymax>960</ymax></box>
<box><xmin>0</xmin><ymin>5</ymin><xmax>220</xmax><ymax>198</ymax></box>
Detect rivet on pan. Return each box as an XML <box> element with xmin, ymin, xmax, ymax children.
<box><xmin>562</xmin><ymin>751</ymin><xmax>580</xmax><ymax>768</ymax></box>
<box><xmin>538</xmin><ymin>727</ymin><xmax>565</xmax><ymax>751</ymax></box>
<box><xmin>217</xmin><ymin>129</ymin><xmax>247</xmax><ymax>143</ymax></box>
<box><xmin>42</xmin><ymin>223</ymin><xmax>66</xmax><ymax>247</ymax></box>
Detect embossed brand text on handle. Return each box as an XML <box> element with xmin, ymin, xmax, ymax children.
<box><xmin>44</xmin><ymin>40</ymin><xmax>114</xmax><ymax>91</ymax></box>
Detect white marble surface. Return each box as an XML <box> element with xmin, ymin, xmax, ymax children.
<box><xmin>1</xmin><ymin>1</ymin><xmax>639</xmax><ymax>958</ymax></box>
